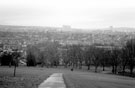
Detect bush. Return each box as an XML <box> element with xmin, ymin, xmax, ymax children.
<box><xmin>0</xmin><ymin>51</ymin><xmax>13</xmax><ymax>66</ymax></box>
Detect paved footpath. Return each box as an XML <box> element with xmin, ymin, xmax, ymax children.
<box><xmin>38</xmin><ymin>73</ymin><xmax>66</xmax><ymax>88</ymax></box>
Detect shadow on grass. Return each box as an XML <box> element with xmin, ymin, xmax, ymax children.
<box><xmin>106</xmin><ymin>71</ymin><xmax>135</xmax><ymax>78</ymax></box>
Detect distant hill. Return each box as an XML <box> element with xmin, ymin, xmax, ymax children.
<box><xmin>1</xmin><ymin>24</ymin><xmax>135</xmax><ymax>33</ymax></box>
<box><xmin>103</xmin><ymin>27</ymin><xmax>135</xmax><ymax>33</ymax></box>
<box><xmin>0</xmin><ymin>25</ymin><xmax>59</xmax><ymax>32</ymax></box>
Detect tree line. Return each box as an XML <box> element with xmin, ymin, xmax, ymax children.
<box><xmin>1</xmin><ymin>39</ymin><xmax>135</xmax><ymax>76</ymax></box>
<box><xmin>61</xmin><ymin>39</ymin><xmax>135</xmax><ymax>76</ymax></box>
<box><xmin>26</xmin><ymin>41</ymin><xmax>60</xmax><ymax>67</ymax></box>
<box><xmin>25</xmin><ymin>39</ymin><xmax>135</xmax><ymax>76</ymax></box>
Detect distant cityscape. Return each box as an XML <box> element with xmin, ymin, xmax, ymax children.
<box><xmin>0</xmin><ymin>24</ymin><xmax>135</xmax><ymax>57</ymax></box>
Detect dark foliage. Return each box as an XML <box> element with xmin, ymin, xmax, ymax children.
<box><xmin>0</xmin><ymin>51</ymin><xmax>13</xmax><ymax>66</ymax></box>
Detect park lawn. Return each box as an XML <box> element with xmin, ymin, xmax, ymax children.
<box><xmin>0</xmin><ymin>66</ymin><xmax>59</xmax><ymax>88</ymax></box>
<box><xmin>0</xmin><ymin>66</ymin><xmax>135</xmax><ymax>88</ymax></box>
<box><xmin>63</xmin><ymin>70</ymin><xmax>135</xmax><ymax>88</ymax></box>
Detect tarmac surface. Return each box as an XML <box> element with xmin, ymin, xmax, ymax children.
<box><xmin>38</xmin><ymin>73</ymin><xmax>66</xmax><ymax>88</ymax></box>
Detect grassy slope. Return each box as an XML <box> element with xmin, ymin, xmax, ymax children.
<box><xmin>63</xmin><ymin>70</ymin><xmax>135</xmax><ymax>88</ymax></box>
<box><xmin>0</xmin><ymin>66</ymin><xmax>135</xmax><ymax>88</ymax></box>
<box><xmin>0</xmin><ymin>66</ymin><xmax>59</xmax><ymax>88</ymax></box>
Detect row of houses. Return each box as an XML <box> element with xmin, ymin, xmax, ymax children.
<box><xmin>0</xmin><ymin>37</ymin><xmax>27</xmax><ymax>58</ymax></box>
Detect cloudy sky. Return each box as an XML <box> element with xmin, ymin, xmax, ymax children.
<box><xmin>0</xmin><ymin>0</ymin><xmax>135</xmax><ymax>29</ymax></box>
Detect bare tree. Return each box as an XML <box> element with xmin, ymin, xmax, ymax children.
<box><xmin>109</xmin><ymin>48</ymin><xmax>121</xmax><ymax>74</ymax></box>
<box><xmin>62</xmin><ymin>49</ymin><xmax>69</xmax><ymax>68</ymax></box>
<box><xmin>12</xmin><ymin>50</ymin><xmax>20</xmax><ymax>77</ymax></box>
<box><xmin>84</xmin><ymin>46</ymin><xmax>93</xmax><ymax>70</ymax></box>
<box><xmin>120</xmin><ymin>47</ymin><xmax>129</xmax><ymax>75</ymax></box>
<box><xmin>125</xmin><ymin>39</ymin><xmax>135</xmax><ymax>75</ymax></box>
<box><xmin>92</xmin><ymin>47</ymin><xmax>102</xmax><ymax>72</ymax></box>
<box><xmin>100</xmin><ymin>49</ymin><xmax>110</xmax><ymax>71</ymax></box>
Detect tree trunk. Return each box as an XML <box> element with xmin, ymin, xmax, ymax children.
<box><xmin>14</xmin><ymin>65</ymin><xmax>16</xmax><ymax>77</ymax></box>
<box><xmin>130</xmin><ymin>65</ymin><xmax>134</xmax><ymax>75</ymax></box>
<box><xmin>102</xmin><ymin>65</ymin><xmax>105</xmax><ymax>71</ymax></box>
<box><xmin>112</xmin><ymin>66</ymin><xmax>115</xmax><ymax>73</ymax></box>
<box><xmin>114</xmin><ymin>66</ymin><xmax>117</xmax><ymax>74</ymax></box>
<box><xmin>122</xmin><ymin>65</ymin><xmax>126</xmax><ymax>75</ymax></box>
<box><xmin>87</xmin><ymin>65</ymin><xmax>90</xmax><ymax>70</ymax></box>
<box><xmin>130</xmin><ymin>69</ymin><xmax>133</xmax><ymax>75</ymax></box>
<box><xmin>95</xmin><ymin>66</ymin><xmax>97</xmax><ymax>72</ymax></box>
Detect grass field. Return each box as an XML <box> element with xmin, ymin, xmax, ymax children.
<box><xmin>0</xmin><ymin>66</ymin><xmax>135</xmax><ymax>88</ymax></box>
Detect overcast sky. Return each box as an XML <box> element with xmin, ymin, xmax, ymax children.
<box><xmin>0</xmin><ymin>0</ymin><xmax>135</xmax><ymax>29</ymax></box>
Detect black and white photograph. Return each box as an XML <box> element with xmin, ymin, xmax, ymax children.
<box><xmin>0</xmin><ymin>0</ymin><xmax>135</xmax><ymax>88</ymax></box>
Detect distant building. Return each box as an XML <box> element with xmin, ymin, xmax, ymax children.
<box><xmin>110</xmin><ymin>26</ymin><xmax>113</xmax><ymax>30</ymax></box>
<box><xmin>62</xmin><ymin>25</ymin><xmax>71</xmax><ymax>29</ymax></box>
<box><xmin>61</xmin><ymin>25</ymin><xmax>71</xmax><ymax>31</ymax></box>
